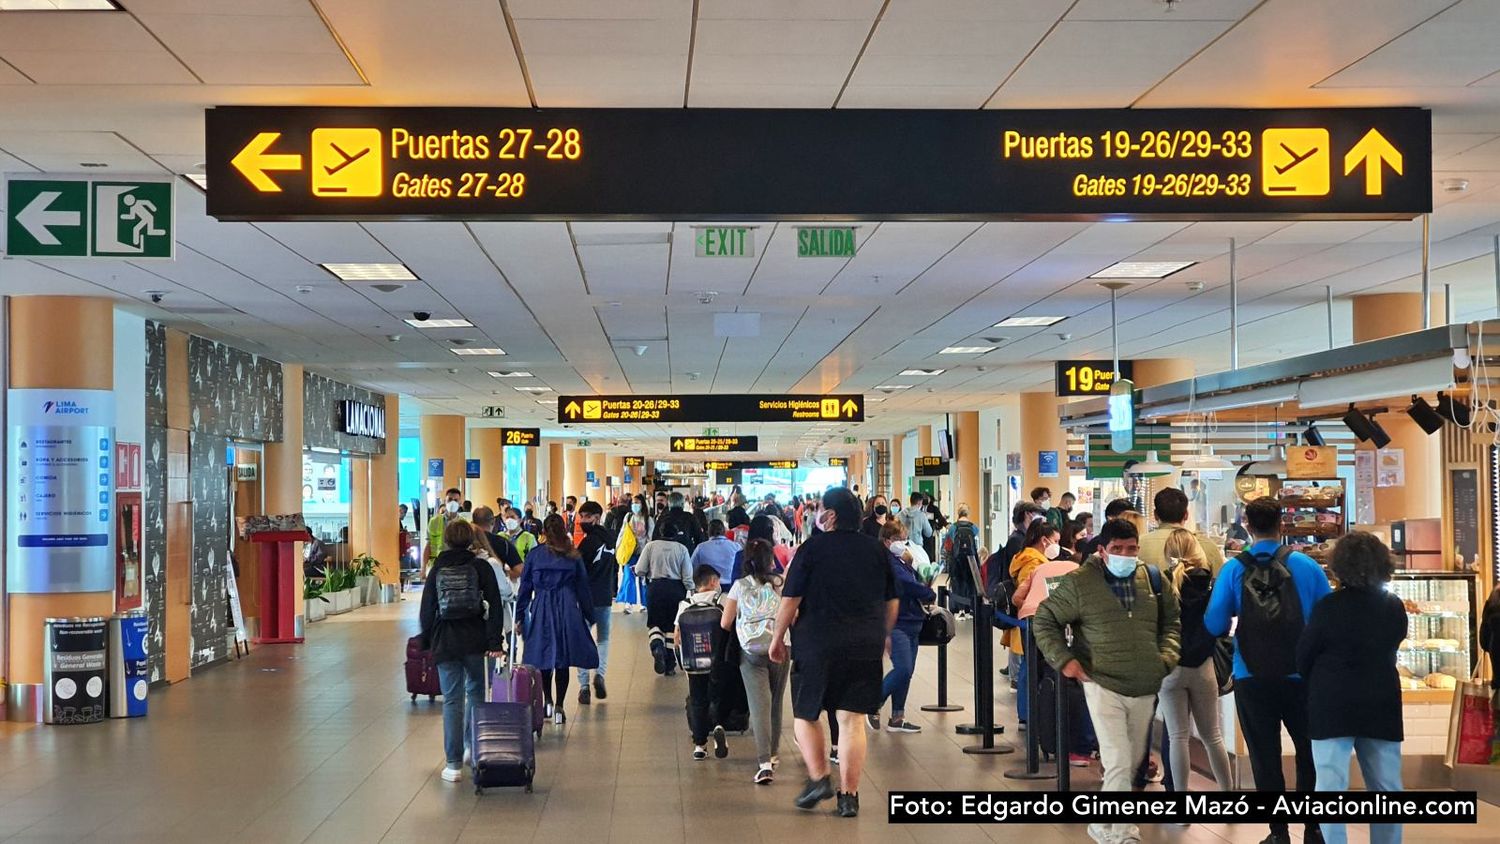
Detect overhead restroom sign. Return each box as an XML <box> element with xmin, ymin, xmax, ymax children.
<box><xmin>205</xmin><ymin>107</ymin><xmax>1430</xmax><ymax>221</ymax></box>
<box><xmin>5</xmin><ymin>174</ymin><xmax>174</xmax><ymax>258</ymax></box>
<box><xmin>558</xmin><ymin>394</ymin><xmax>863</xmax><ymax>423</ymax></box>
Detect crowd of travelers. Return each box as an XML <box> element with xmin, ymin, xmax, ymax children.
<box><xmin>411</xmin><ymin>478</ymin><xmax>1419</xmax><ymax>841</ymax></box>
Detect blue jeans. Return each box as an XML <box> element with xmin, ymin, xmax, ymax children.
<box><xmin>880</xmin><ymin>626</ymin><xmax>921</xmax><ymax>716</ymax></box>
<box><xmin>1312</xmin><ymin>737</ymin><xmax>1404</xmax><ymax>844</ymax></box>
<box><xmin>1015</xmin><ymin>620</ymin><xmax>1029</xmax><ymax>723</ymax></box>
<box><xmin>437</xmin><ymin>654</ymin><xmax>486</xmax><ymax>767</ymax></box>
<box><xmin>578</xmin><ymin>607</ymin><xmax>612</xmax><ymax>685</ymax></box>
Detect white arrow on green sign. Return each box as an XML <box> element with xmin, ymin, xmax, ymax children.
<box><xmin>5</xmin><ymin>174</ymin><xmax>174</xmax><ymax>259</ymax></box>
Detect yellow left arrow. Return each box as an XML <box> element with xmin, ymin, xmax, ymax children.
<box><xmin>232</xmin><ymin>132</ymin><xmax>303</xmax><ymax>193</ymax></box>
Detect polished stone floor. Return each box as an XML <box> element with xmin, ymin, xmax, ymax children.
<box><xmin>1</xmin><ymin>599</ymin><xmax>1494</xmax><ymax>843</ymax></box>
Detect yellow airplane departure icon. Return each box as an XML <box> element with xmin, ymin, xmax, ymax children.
<box><xmin>1261</xmin><ymin>128</ymin><xmax>1330</xmax><ymax>197</ymax></box>
<box><xmin>311</xmin><ymin>128</ymin><xmax>383</xmax><ymax>197</ymax></box>
<box><xmin>582</xmin><ymin>400</ymin><xmax>602</xmax><ymax>420</ymax></box>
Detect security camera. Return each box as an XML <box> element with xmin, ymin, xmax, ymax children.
<box><xmin>1186</xmin><ymin>281</ymin><xmax>1205</xmax><ymax>292</ymax></box>
<box><xmin>413</xmin><ymin>311</ymin><xmax>431</xmax><ymax>322</ymax></box>
<box><xmin>1057</xmin><ymin>332</ymin><xmax>1072</xmax><ymax>341</ymax></box>
<box><xmin>386</xmin><ymin>334</ymin><xmax>402</xmax><ymax>343</ymax></box>
<box><xmin>145</xmin><ymin>290</ymin><xmax>166</xmax><ymax>304</ymax></box>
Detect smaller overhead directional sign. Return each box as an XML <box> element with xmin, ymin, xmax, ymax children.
<box><xmin>672</xmin><ymin>436</ymin><xmax>758</xmax><ymax>453</ymax></box>
<box><xmin>828</xmin><ymin>457</ymin><xmax>848</xmax><ymax>467</ymax></box>
<box><xmin>915</xmin><ymin>456</ymin><xmax>950</xmax><ymax>477</ymax></box>
<box><xmin>5</xmin><ymin>174</ymin><xmax>174</xmax><ymax>259</ymax></box>
<box><xmin>500</xmin><ymin>428</ymin><xmax>539</xmax><ymax>447</ymax></box>
<box><xmin>559</xmin><ymin>393</ymin><xmax>863</xmax><ymax>423</ymax></box>
<box><xmin>623</xmin><ymin>456</ymin><xmax>645</xmax><ymax>467</ymax></box>
<box><xmin>703</xmin><ymin>461</ymin><xmax>736</xmax><ymax>471</ymax></box>
<box><xmin>1056</xmin><ymin>360</ymin><xmax>1133</xmax><ymax>397</ymax></box>
<box><xmin>705</xmin><ymin>460</ymin><xmax>799</xmax><ymax>472</ymax></box>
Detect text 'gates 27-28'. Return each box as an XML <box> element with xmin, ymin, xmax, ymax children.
<box><xmin>205</xmin><ymin>107</ymin><xmax>1430</xmax><ymax>221</ymax></box>
<box><xmin>557</xmin><ymin>394</ymin><xmax>863</xmax><ymax>424</ymax></box>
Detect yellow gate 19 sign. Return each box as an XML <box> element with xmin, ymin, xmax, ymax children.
<box><xmin>1056</xmin><ymin>360</ymin><xmax>1133</xmax><ymax>397</ymax></box>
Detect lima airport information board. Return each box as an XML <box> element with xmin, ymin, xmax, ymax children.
<box><xmin>206</xmin><ymin>107</ymin><xmax>1430</xmax><ymax>221</ymax></box>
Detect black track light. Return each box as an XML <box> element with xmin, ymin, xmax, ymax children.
<box><xmin>1435</xmin><ymin>392</ymin><xmax>1472</xmax><ymax>428</ymax></box>
<box><xmin>1343</xmin><ymin>405</ymin><xmax>1392</xmax><ymax>449</ymax></box>
<box><xmin>1406</xmin><ymin>396</ymin><xmax>1444</xmax><ymax>436</ymax></box>
<box><xmin>1302</xmin><ymin>423</ymin><xmax>1325</xmax><ymax>447</ymax></box>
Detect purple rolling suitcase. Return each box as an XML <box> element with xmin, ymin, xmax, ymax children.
<box><xmin>490</xmin><ymin>663</ymin><xmax>545</xmax><ymax>736</ymax></box>
<box><xmin>404</xmin><ymin>635</ymin><xmax>440</xmax><ymax>701</ymax></box>
<box><xmin>469</xmin><ymin>701</ymin><xmax>536</xmax><ymax>793</ymax></box>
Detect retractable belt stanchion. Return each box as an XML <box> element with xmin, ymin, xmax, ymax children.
<box><xmin>1056</xmin><ymin>662</ymin><xmax>1072</xmax><ymax>792</ymax></box>
<box><xmin>920</xmin><ymin>584</ymin><xmax>962</xmax><ymax>714</ymax></box>
<box><xmin>959</xmin><ymin>557</ymin><xmax>1013</xmax><ymax>755</ymax></box>
<box><xmin>1004</xmin><ymin>620</ymin><xmax>1056</xmax><ymax>778</ymax></box>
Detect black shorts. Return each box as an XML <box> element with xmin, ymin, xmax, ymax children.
<box><xmin>789</xmin><ymin>656</ymin><xmax>883</xmax><ymax>721</ymax></box>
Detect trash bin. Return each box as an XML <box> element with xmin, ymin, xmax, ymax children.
<box><xmin>43</xmin><ymin>617</ymin><xmax>108</xmax><ymax>725</ymax></box>
<box><xmin>380</xmin><ymin>583</ymin><xmax>400</xmax><ymax>603</ymax></box>
<box><xmin>108</xmin><ymin>612</ymin><xmax>149</xmax><ymax>718</ymax></box>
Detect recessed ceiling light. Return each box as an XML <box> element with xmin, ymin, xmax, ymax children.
<box><xmin>403</xmin><ymin>317</ymin><xmax>472</xmax><ymax>329</ymax></box>
<box><xmin>1090</xmin><ymin>260</ymin><xmax>1196</xmax><ymax>279</ymax></box>
<box><xmin>0</xmin><ymin>0</ymin><xmax>120</xmax><ymax>8</ymax></box>
<box><xmin>900</xmin><ymin>368</ymin><xmax>944</xmax><ymax>376</ymax></box>
<box><xmin>514</xmin><ymin>385</ymin><xmax>551</xmax><ymax>393</ymax></box>
<box><xmin>321</xmin><ymin>262</ymin><xmax>418</xmax><ymax>281</ymax></box>
<box><xmin>449</xmin><ymin>347</ymin><xmax>506</xmax><ymax>356</ymax></box>
<box><xmin>487</xmin><ymin>370</ymin><xmax>533</xmax><ymax>378</ymax></box>
<box><xmin>994</xmin><ymin>316</ymin><xmax>1067</xmax><ymax>328</ymax></box>
<box><xmin>865</xmin><ymin>397</ymin><xmax>885</xmax><ymax>403</ymax></box>
<box><xmin>873</xmin><ymin>384</ymin><xmax>912</xmax><ymax>390</ymax></box>
<box><xmin>536</xmin><ymin>400</ymin><xmax>553</xmax><ymax>406</ymax></box>
<box><xmin>940</xmin><ymin>346</ymin><xmax>995</xmax><ymax>354</ymax></box>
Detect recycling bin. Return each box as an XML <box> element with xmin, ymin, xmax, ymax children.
<box><xmin>108</xmin><ymin>612</ymin><xmax>150</xmax><ymax>718</ymax></box>
<box><xmin>42</xmin><ymin>617</ymin><xmax>108</xmax><ymax>725</ymax></box>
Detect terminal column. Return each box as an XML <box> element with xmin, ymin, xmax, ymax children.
<box><xmin>564</xmin><ymin>447</ymin><xmax>587</xmax><ymax>503</ymax></box>
<box><xmin>890</xmin><ymin>435</ymin><xmax>905</xmax><ymax>504</ymax></box>
<box><xmin>369</xmin><ymin>394</ymin><xmax>400</xmax><ymax>586</ymax></box>
<box><xmin>524</xmin><ymin>446</ymin><xmax>539</xmax><ymax>510</ymax></box>
<box><xmin>468</xmin><ymin>427</ymin><xmax>504</xmax><ymax>511</ymax></box>
<box><xmin>952</xmin><ymin>411</ymin><xmax>981</xmax><ymax>523</ymax></box>
<box><xmin>263</xmin><ymin>363</ymin><xmax>305</xmax><ymax>635</ymax></box>
<box><xmin>547</xmin><ymin>442</ymin><xmax>565</xmax><ymax>506</ymax></box>
<box><xmin>587</xmin><ymin>451</ymin><xmax>607</xmax><ymax>503</ymax></box>
<box><xmin>1020</xmin><ymin>392</ymin><xmax>1068</xmax><ymax>508</ymax></box>
<box><xmin>420</xmin><ymin>415</ymin><xmax>466</xmax><ymax>498</ymax></box>
<box><xmin>6</xmin><ymin>296</ymin><xmax>117</xmax><ymax>720</ymax></box>
<box><xmin>1352</xmin><ymin>294</ymin><xmax>1443</xmax><ymax>521</ymax></box>
<box><xmin>606</xmin><ymin>455</ymin><xmax>625</xmax><ymax>502</ymax></box>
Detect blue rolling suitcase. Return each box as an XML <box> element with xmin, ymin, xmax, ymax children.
<box><xmin>470</xmin><ymin>701</ymin><xmax>536</xmax><ymax>794</ymax></box>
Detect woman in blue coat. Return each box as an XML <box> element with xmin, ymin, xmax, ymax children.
<box><xmin>516</xmin><ymin>514</ymin><xmax>599</xmax><ymax>725</ymax></box>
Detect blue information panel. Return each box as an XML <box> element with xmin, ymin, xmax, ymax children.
<box><xmin>465</xmin><ymin>459</ymin><xmax>481</xmax><ymax>479</ymax></box>
<box><xmin>427</xmin><ymin>457</ymin><xmax>445</xmax><ymax>478</ymax></box>
<box><xmin>6</xmin><ymin>388</ymin><xmax>115</xmax><ymax>593</ymax></box>
<box><xmin>1038</xmin><ymin>450</ymin><xmax>1060</xmax><ymax>479</ymax></box>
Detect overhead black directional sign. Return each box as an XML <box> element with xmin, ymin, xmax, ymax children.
<box><xmin>206</xmin><ymin>107</ymin><xmax>1430</xmax><ymax>222</ymax></box>
<box><xmin>672</xmin><ymin>436</ymin><xmax>758</xmax><ymax>453</ymax></box>
<box><xmin>915</xmin><ymin>456</ymin><xmax>950</xmax><ymax>477</ymax></box>
<box><xmin>557</xmin><ymin>394</ymin><xmax>863</xmax><ymax>424</ymax></box>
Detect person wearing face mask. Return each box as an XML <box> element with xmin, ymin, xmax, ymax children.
<box><xmin>614</xmin><ymin>494</ymin><xmax>652</xmax><ymax>613</ymax></box>
<box><xmin>860</xmin><ymin>496</ymin><xmax>890</xmax><ymax>538</ymax></box>
<box><xmin>869</xmin><ymin>521</ymin><xmax>935</xmax><ymax>734</ymax></box>
<box><xmin>1032</xmin><ymin>518</ymin><xmax>1181</xmax><ymax>844</ymax></box>
<box><xmin>1007</xmin><ymin>520</ymin><xmax>1061</xmax><ymax>727</ymax></box>
<box><xmin>1046</xmin><ymin>492</ymin><xmax>1076</xmax><ymax>534</ymax></box>
<box><xmin>426</xmin><ymin>488</ymin><xmax>464</xmax><ymax>567</ymax></box>
<box><xmin>502</xmin><ymin>508</ymin><xmax>536</xmax><ymax>573</ymax></box>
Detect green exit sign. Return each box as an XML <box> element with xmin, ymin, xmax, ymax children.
<box><xmin>844</xmin><ymin>436</ymin><xmax>857</xmax><ymax>444</ymax></box>
<box><xmin>5</xmin><ymin>174</ymin><xmax>175</xmax><ymax>259</ymax></box>
<box><xmin>797</xmin><ymin>226</ymin><xmax>856</xmax><ymax>258</ymax></box>
<box><xmin>694</xmin><ymin>226</ymin><xmax>754</xmax><ymax>258</ymax></box>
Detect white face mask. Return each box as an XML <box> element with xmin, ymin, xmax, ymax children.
<box><xmin>504</xmin><ymin>518</ymin><xmax>519</xmax><ymax>532</ymax></box>
<box><xmin>1044</xmin><ymin>542</ymin><xmax>1061</xmax><ymax>560</ymax></box>
<box><xmin>1038</xmin><ymin>498</ymin><xmax>1051</xmax><ymax>509</ymax></box>
<box><xmin>889</xmin><ymin>540</ymin><xmax>908</xmax><ymax>556</ymax></box>
<box><xmin>445</xmin><ymin>501</ymin><xmax>460</xmax><ymax>515</ymax></box>
<box><xmin>1105</xmin><ymin>553</ymin><xmax>1138</xmax><ymax>578</ymax></box>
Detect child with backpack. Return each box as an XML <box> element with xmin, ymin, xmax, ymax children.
<box><xmin>676</xmin><ymin>565</ymin><xmax>729</xmax><ymax>761</ymax></box>
<box><xmin>721</xmin><ymin>538</ymin><xmax>786</xmax><ymax>784</ymax></box>
<box><xmin>419</xmin><ymin>520</ymin><xmax>509</xmax><ymax>784</ymax></box>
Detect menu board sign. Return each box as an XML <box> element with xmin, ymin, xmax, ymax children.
<box><xmin>1286</xmin><ymin>445</ymin><xmax>1337</xmax><ymax>479</ymax></box>
<box><xmin>1450</xmin><ymin>467</ymin><xmax>1480</xmax><ymax>571</ymax></box>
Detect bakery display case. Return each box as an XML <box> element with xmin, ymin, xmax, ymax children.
<box><xmin>1278</xmin><ymin>481</ymin><xmax>1345</xmax><ymax>562</ymax></box>
<box><xmin>1389</xmin><ymin>571</ymin><xmax>1477</xmax><ymax>693</ymax></box>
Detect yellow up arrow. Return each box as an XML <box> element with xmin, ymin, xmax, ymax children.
<box><xmin>842</xmin><ymin>399</ymin><xmax>859</xmax><ymax>417</ymax></box>
<box><xmin>231</xmin><ymin>132</ymin><xmax>303</xmax><ymax>193</ymax></box>
<box><xmin>564</xmin><ymin>401</ymin><xmax>581</xmax><ymax>419</ymax></box>
<box><xmin>1343</xmin><ymin>129</ymin><xmax>1403</xmax><ymax>196</ymax></box>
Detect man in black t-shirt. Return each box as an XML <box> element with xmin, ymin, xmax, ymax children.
<box><xmin>771</xmin><ymin>487</ymin><xmax>897</xmax><ymax>819</ymax></box>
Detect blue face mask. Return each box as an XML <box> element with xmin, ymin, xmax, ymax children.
<box><xmin>1105</xmin><ymin>553</ymin><xmax>1138</xmax><ymax>578</ymax></box>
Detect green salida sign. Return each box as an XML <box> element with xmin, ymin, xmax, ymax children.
<box><xmin>5</xmin><ymin>174</ymin><xmax>174</xmax><ymax>259</ymax></box>
<box><xmin>796</xmin><ymin>226</ymin><xmax>857</xmax><ymax>258</ymax></box>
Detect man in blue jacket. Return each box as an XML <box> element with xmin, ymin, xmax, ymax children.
<box><xmin>1205</xmin><ymin>497</ymin><xmax>1331</xmax><ymax>844</ymax></box>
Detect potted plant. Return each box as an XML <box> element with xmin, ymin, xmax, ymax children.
<box><xmin>304</xmin><ymin>577</ymin><xmax>328</xmax><ymax>623</ymax></box>
<box><xmin>325</xmin><ymin>568</ymin><xmax>355</xmax><ymax>614</ymax></box>
<box><xmin>351</xmin><ymin>554</ymin><xmax>383</xmax><ymax>606</ymax></box>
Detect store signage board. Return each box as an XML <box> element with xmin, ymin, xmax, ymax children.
<box><xmin>6</xmin><ymin>388</ymin><xmax>116</xmax><ymax>593</ymax></box>
<box><xmin>1056</xmin><ymin>360</ymin><xmax>1133</xmax><ymax>397</ymax></box>
<box><xmin>672</xmin><ymin>436</ymin><xmax>758</xmax><ymax>453</ymax></box>
<box><xmin>338</xmin><ymin>399</ymin><xmax>386</xmax><ymax>439</ymax></box>
<box><xmin>559</xmin><ymin>393</ymin><xmax>863</xmax><ymax>423</ymax></box>
<box><xmin>694</xmin><ymin>226</ymin><xmax>754</xmax><ymax>258</ymax></box>
<box><xmin>915</xmin><ymin>456</ymin><xmax>949</xmax><ymax>477</ymax></box>
<box><xmin>205</xmin><ymin>107</ymin><xmax>1431</xmax><ymax>221</ymax></box>
<box><xmin>1286</xmin><ymin>445</ymin><xmax>1337</xmax><ymax>479</ymax></box>
<box><xmin>5</xmin><ymin>173</ymin><xmax>175</xmax><ymax>259</ymax></box>
<box><xmin>501</xmin><ymin>427</ymin><xmax>539</xmax><ymax>447</ymax></box>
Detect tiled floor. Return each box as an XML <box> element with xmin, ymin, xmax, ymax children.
<box><xmin>1</xmin><ymin>599</ymin><xmax>1494</xmax><ymax>843</ymax></box>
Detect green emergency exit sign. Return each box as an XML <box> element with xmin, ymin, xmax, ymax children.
<box><xmin>694</xmin><ymin>226</ymin><xmax>754</xmax><ymax>258</ymax></box>
<box><xmin>796</xmin><ymin>226</ymin><xmax>857</xmax><ymax>258</ymax></box>
<box><xmin>5</xmin><ymin>174</ymin><xmax>174</xmax><ymax>259</ymax></box>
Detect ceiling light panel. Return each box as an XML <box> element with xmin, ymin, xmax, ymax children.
<box><xmin>899</xmin><ymin>368</ymin><xmax>945</xmax><ymax>376</ymax></box>
<box><xmin>1090</xmin><ymin>261</ymin><xmax>1196</xmax><ymax>279</ymax></box>
<box><xmin>514</xmin><ymin>385</ymin><xmax>552</xmax><ymax>392</ymax></box>
<box><xmin>873</xmin><ymin>384</ymin><xmax>912</xmax><ymax>390</ymax></box>
<box><xmin>1</xmin><ymin>1</ymin><xmax>120</xmax><ymax>9</ymax></box>
<box><xmin>321</xmin><ymin>262</ymin><xmax>418</xmax><ymax>281</ymax></box>
<box><xmin>449</xmin><ymin>347</ymin><xmax>506</xmax><ymax>356</ymax></box>
<box><xmin>488</xmin><ymin>371</ymin><xmax>533</xmax><ymax>378</ymax></box>
<box><xmin>940</xmin><ymin>346</ymin><xmax>995</xmax><ymax>354</ymax></box>
<box><xmin>994</xmin><ymin>316</ymin><xmax>1067</xmax><ymax>327</ymax></box>
<box><xmin>404</xmin><ymin>318</ymin><xmax>473</xmax><ymax>328</ymax></box>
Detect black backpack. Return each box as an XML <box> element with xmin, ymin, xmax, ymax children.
<box><xmin>436</xmin><ymin>562</ymin><xmax>484</xmax><ymax>620</ymax></box>
<box><xmin>1234</xmin><ymin>546</ymin><xmax>1304</xmax><ymax>679</ymax></box>
<box><xmin>949</xmin><ymin>522</ymin><xmax>978</xmax><ymax>566</ymax></box>
<box><xmin>660</xmin><ymin>514</ymin><xmax>697</xmax><ymax>553</ymax></box>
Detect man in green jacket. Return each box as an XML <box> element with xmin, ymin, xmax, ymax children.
<box><xmin>1032</xmin><ymin>517</ymin><xmax>1180</xmax><ymax>844</ymax></box>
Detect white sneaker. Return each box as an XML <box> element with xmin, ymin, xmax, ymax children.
<box><xmin>441</xmin><ymin>766</ymin><xmax>462</xmax><ymax>783</ymax></box>
<box><xmin>1117</xmin><ymin>825</ymin><xmax>1141</xmax><ymax>844</ymax></box>
<box><xmin>769</xmin><ymin>755</ymin><xmax>780</xmax><ymax>769</ymax></box>
<box><xmin>1086</xmin><ymin>824</ymin><xmax>1117</xmax><ymax>844</ymax></box>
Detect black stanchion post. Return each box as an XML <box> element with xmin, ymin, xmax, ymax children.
<box><xmin>1056</xmin><ymin>661</ymin><xmax>1071</xmax><ymax>793</ymax></box>
<box><xmin>961</xmin><ymin>558</ymin><xmax>1013</xmax><ymax>755</ymax></box>
<box><xmin>1004</xmin><ymin>620</ymin><xmax>1056</xmax><ymax>779</ymax></box>
<box><xmin>921</xmin><ymin>584</ymin><xmax>962</xmax><ymax>714</ymax></box>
